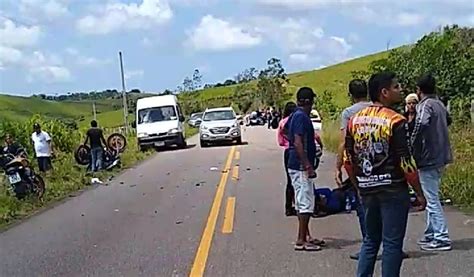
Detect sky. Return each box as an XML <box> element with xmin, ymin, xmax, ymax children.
<box><xmin>0</xmin><ymin>0</ymin><xmax>473</xmax><ymax>96</ymax></box>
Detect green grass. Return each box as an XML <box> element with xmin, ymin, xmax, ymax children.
<box><xmin>0</xmin><ymin>95</ymin><xmax>116</xmax><ymax>121</ymax></box>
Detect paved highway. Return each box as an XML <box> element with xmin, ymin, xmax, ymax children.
<box><xmin>0</xmin><ymin>127</ymin><xmax>473</xmax><ymax>276</ymax></box>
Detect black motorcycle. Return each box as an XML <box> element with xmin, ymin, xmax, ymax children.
<box><xmin>0</xmin><ymin>151</ymin><xmax>45</xmax><ymax>200</ymax></box>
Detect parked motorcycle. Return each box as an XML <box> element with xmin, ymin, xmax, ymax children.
<box><xmin>0</xmin><ymin>151</ymin><xmax>45</xmax><ymax>200</ymax></box>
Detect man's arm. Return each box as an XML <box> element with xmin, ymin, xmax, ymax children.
<box><xmin>336</xmin><ymin>109</ymin><xmax>349</xmax><ymax>186</ymax></box>
<box><xmin>392</xmin><ymin>120</ymin><xmax>426</xmax><ymax>211</ymax></box>
<box><xmin>294</xmin><ymin>134</ymin><xmax>313</xmax><ymax>171</ymax></box>
<box><xmin>100</xmin><ymin>130</ymin><xmax>107</xmax><ymax>148</ymax></box>
<box><xmin>84</xmin><ymin>131</ymin><xmax>89</xmax><ymax>145</ymax></box>
<box><xmin>344</xmin><ymin>125</ymin><xmax>358</xmax><ymax>188</ymax></box>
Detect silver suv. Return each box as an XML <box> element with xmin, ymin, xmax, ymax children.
<box><xmin>199</xmin><ymin>107</ymin><xmax>242</xmax><ymax>147</ymax></box>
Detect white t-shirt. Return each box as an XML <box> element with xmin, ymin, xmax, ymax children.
<box><xmin>31</xmin><ymin>131</ymin><xmax>52</xmax><ymax>157</ymax></box>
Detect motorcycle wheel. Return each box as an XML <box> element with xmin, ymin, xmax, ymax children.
<box><xmin>74</xmin><ymin>145</ymin><xmax>91</xmax><ymax>165</ymax></box>
<box><xmin>33</xmin><ymin>175</ymin><xmax>46</xmax><ymax>201</ymax></box>
<box><xmin>107</xmin><ymin>133</ymin><xmax>127</xmax><ymax>153</ymax></box>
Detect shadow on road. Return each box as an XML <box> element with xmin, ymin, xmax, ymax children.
<box><xmin>202</xmin><ymin>141</ymin><xmax>249</xmax><ymax>149</ymax></box>
<box><xmin>155</xmin><ymin>144</ymin><xmax>197</xmax><ymax>152</ymax></box>
<box><xmin>322</xmin><ymin>237</ymin><xmax>362</xmax><ymax>249</ymax></box>
<box><xmin>405</xmin><ymin>251</ymin><xmax>438</xmax><ymax>259</ymax></box>
<box><xmin>452</xmin><ymin>238</ymin><xmax>474</xmax><ymax>251</ymax></box>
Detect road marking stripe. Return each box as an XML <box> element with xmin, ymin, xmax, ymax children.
<box><xmin>232</xmin><ymin>165</ymin><xmax>239</xmax><ymax>181</ymax></box>
<box><xmin>189</xmin><ymin>146</ymin><xmax>236</xmax><ymax>277</ymax></box>
<box><xmin>222</xmin><ymin>197</ymin><xmax>236</xmax><ymax>234</ymax></box>
<box><xmin>235</xmin><ymin>151</ymin><xmax>240</xmax><ymax>160</ymax></box>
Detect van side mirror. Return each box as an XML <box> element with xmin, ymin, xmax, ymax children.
<box><xmin>131</xmin><ymin>121</ymin><xmax>136</xmax><ymax>128</ymax></box>
<box><xmin>179</xmin><ymin>115</ymin><xmax>185</xmax><ymax>122</ymax></box>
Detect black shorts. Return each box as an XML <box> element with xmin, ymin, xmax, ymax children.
<box><xmin>37</xmin><ymin>157</ymin><xmax>52</xmax><ymax>172</ymax></box>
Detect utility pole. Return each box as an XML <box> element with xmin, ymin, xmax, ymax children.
<box><xmin>119</xmin><ymin>51</ymin><xmax>128</xmax><ymax>134</ymax></box>
<box><xmin>386</xmin><ymin>39</ymin><xmax>391</xmax><ymax>51</ymax></box>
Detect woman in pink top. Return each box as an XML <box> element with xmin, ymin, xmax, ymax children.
<box><xmin>277</xmin><ymin>102</ymin><xmax>297</xmax><ymax>216</ymax></box>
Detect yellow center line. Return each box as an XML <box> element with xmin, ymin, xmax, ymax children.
<box><xmin>189</xmin><ymin>146</ymin><xmax>236</xmax><ymax>277</ymax></box>
<box><xmin>222</xmin><ymin>197</ymin><xmax>236</xmax><ymax>234</ymax></box>
<box><xmin>232</xmin><ymin>165</ymin><xmax>239</xmax><ymax>181</ymax></box>
<box><xmin>234</xmin><ymin>150</ymin><xmax>240</xmax><ymax>160</ymax></box>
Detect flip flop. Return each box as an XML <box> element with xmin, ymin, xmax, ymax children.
<box><xmin>294</xmin><ymin>243</ymin><xmax>322</xmax><ymax>251</ymax></box>
<box><xmin>308</xmin><ymin>238</ymin><xmax>326</xmax><ymax>246</ymax></box>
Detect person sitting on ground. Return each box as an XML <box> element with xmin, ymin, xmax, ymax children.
<box><xmin>2</xmin><ymin>134</ymin><xmax>26</xmax><ymax>157</ymax></box>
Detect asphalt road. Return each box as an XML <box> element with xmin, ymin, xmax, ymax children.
<box><xmin>0</xmin><ymin>126</ymin><xmax>473</xmax><ymax>277</ymax></box>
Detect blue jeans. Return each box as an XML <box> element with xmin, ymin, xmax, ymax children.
<box><xmin>357</xmin><ymin>190</ymin><xmax>410</xmax><ymax>277</ymax></box>
<box><xmin>356</xmin><ymin>200</ymin><xmax>367</xmax><ymax>239</ymax></box>
<box><xmin>90</xmin><ymin>147</ymin><xmax>103</xmax><ymax>172</ymax></box>
<box><xmin>419</xmin><ymin>167</ymin><xmax>450</xmax><ymax>243</ymax></box>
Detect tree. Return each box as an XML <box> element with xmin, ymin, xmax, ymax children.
<box><xmin>192</xmin><ymin>69</ymin><xmax>203</xmax><ymax>90</ymax></box>
<box><xmin>182</xmin><ymin>77</ymin><xmax>193</xmax><ymax>92</ymax></box>
<box><xmin>257</xmin><ymin>58</ymin><xmax>289</xmax><ymax>107</ymax></box>
<box><xmin>235</xmin><ymin>67</ymin><xmax>258</xmax><ymax>83</ymax></box>
<box><xmin>129</xmin><ymin>88</ymin><xmax>141</xmax><ymax>94</ymax></box>
<box><xmin>161</xmin><ymin>89</ymin><xmax>173</xmax><ymax>95</ymax></box>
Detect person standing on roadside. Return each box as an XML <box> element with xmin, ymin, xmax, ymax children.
<box><xmin>31</xmin><ymin>123</ymin><xmax>54</xmax><ymax>173</ymax></box>
<box><xmin>345</xmin><ymin>72</ymin><xmax>426</xmax><ymax>277</ymax></box>
<box><xmin>404</xmin><ymin>93</ymin><xmax>419</xmax><ymax>136</ymax></box>
<box><xmin>411</xmin><ymin>73</ymin><xmax>453</xmax><ymax>251</ymax></box>
<box><xmin>277</xmin><ymin>101</ymin><xmax>297</xmax><ymax>216</ymax></box>
<box><xmin>287</xmin><ymin>87</ymin><xmax>325</xmax><ymax>251</ymax></box>
<box><xmin>335</xmin><ymin>79</ymin><xmax>371</xmax><ymax>260</ymax></box>
<box><xmin>84</xmin><ymin>120</ymin><xmax>107</xmax><ymax>172</ymax></box>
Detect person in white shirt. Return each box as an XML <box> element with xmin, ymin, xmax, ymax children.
<box><xmin>31</xmin><ymin>123</ymin><xmax>54</xmax><ymax>172</ymax></box>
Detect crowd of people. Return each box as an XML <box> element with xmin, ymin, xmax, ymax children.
<box><xmin>277</xmin><ymin>72</ymin><xmax>453</xmax><ymax>276</ymax></box>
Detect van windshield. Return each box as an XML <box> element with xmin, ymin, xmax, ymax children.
<box><xmin>138</xmin><ymin>106</ymin><xmax>177</xmax><ymax>124</ymax></box>
<box><xmin>203</xmin><ymin>111</ymin><xmax>235</xmax><ymax>121</ymax></box>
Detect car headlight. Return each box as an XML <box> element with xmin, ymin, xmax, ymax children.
<box><xmin>201</xmin><ymin>125</ymin><xmax>208</xmax><ymax>130</ymax></box>
<box><xmin>138</xmin><ymin>132</ymin><xmax>148</xmax><ymax>138</ymax></box>
<box><xmin>168</xmin><ymin>128</ymin><xmax>179</xmax><ymax>134</ymax></box>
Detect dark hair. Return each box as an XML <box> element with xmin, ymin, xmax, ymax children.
<box><xmin>417</xmin><ymin>73</ymin><xmax>436</xmax><ymax>95</ymax></box>
<box><xmin>91</xmin><ymin>120</ymin><xmax>98</xmax><ymax>127</ymax></box>
<box><xmin>348</xmin><ymin>79</ymin><xmax>368</xmax><ymax>99</ymax></box>
<box><xmin>283</xmin><ymin>101</ymin><xmax>297</xmax><ymax>118</ymax></box>
<box><xmin>368</xmin><ymin>71</ymin><xmax>397</xmax><ymax>102</ymax></box>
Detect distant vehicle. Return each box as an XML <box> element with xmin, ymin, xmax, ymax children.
<box><xmin>249</xmin><ymin>111</ymin><xmax>266</xmax><ymax>126</ymax></box>
<box><xmin>310</xmin><ymin>109</ymin><xmax>322</xmax><ymax>134</ymax></box>
<box><xmin>188</xmin><ymin>112</ymin><xmax>203</xmax><ymax>128</ymax></box>
<box><xmin>199</xmin><ymin>107</ymin><xmax>242</xmax><ymax>147</ymax></box>
<box><xmin>134</xmin><ymin>95</ymin><xmax>187</xmax><ymax>151</ymax></box>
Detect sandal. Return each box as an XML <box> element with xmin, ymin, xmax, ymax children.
<box><xmin>308</xmin><ymin>238</ymin><xmax>326</xmax><ymax>246</ymax></box>
<box><xmin>294</xmin><ymin>242</ymin><xmax>322</xmax><ymax>251</ymax></box>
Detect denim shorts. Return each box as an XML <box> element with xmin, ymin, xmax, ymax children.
<box><xmin>288</xmin><ymin>169</ymin><xmax>315</xmax><ymax>214</ymax></box>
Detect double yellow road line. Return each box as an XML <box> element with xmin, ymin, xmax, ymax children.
<box><xmin>189</xmin><ymin>147</ymin><xmax>240</xmax><ymax>277</ymax></box>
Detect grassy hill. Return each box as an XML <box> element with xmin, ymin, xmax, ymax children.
<box><xmin>180</xmin><ymin>51</ymin><xmax>389</xmax><ymax>110</ymax></box>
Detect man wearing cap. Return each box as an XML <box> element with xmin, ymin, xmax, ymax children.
<box><xmin>286</xmin><ymin>87</ymin><xmax>324</xmax><ymax>251</ymax></box>
<box><xmin>31</xmin><ymin>123</ymin><xmax>54</xmax><ymax>173</ymax></box>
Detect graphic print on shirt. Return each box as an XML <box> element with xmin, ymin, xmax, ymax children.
<box><xmin>347</xmin><ymin>107</ymin><xmax>402</xmax><ymax>188</ymax></box>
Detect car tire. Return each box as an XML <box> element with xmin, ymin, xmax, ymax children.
<box><xmin>139</xmin><ymin>144</ymin><xmax>148</xmax><ymax>152</ymax></box>
<box><xmin>178</xmin><ymin>134</ymin><xmax>187</xmax><ymax>149</ymax></box>
<box><xmin>200</xmin><ymin>140</ymin><xmax>208</xmax><ymax>148</ymax></box>
<box><xmin>236</xmin><ymin>136</ymin><xmax>242</xmax><ymax>145</ymax></box>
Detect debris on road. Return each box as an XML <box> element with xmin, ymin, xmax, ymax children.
<box><xmin>166</xmin><ymin>172</ymin><xmax>171</xmax><ymax>175</ymax></box>
<box><xmin>91</xmin><ymin>178</ymin><xmax>103</xmax><ymax>185</ymax></box>
<box><xmin>464</xmin><ymin>219</ymin><xmax>474</xmax><ymax>226</ymax></box>
<box><xmin>120</xmin><ymin>181</ymin><xmax>124</xmax><ymax>185</ymax></box>
<box><xmin>195</xmin><ymin>181</ymin><xmax>206</xmax><ymax>187</ymax></box>
<box><xmin>246</xmin><ymin>167</ymin><xmax>251</xmax><ymax>171</ymax></box>
<box><xmin>210</xmin><ymin>167</ymin><xmax>218</xmax><ymax>171</ymax></box>
<box><xmin>175</xmin><ymin>220</ymin><xmax>183</xmax><ymax>224</ymax></box>
<box><xmin>221</xmin><ymin>170</ymin><xmax>228</xmax><ymax>173</ymax></box>
<box><xmin>154</xmin><ymin>210</ymin><xmax>158</xmax><ymax>214</ymax></box>
<box><xmin>160</xmin><ymin>186</ymin><xmax>164</xmax><ymax>190</ymax></box>
<box><xmin>142</xmin><ymin>193</ymin><xmax>146</xmax><ymax>196</ymax></box>
<box><xmin>129</xmin><ymin>184</ymin><xmax>137</xmax><ymax>188</ymax></box>
<box><xmin>114</xmin><ymin>209</ymin><xmax>119</xmax><ymax>212</ymax></box>
<box><xmin>81</xmin><ymin>214</ymin><xmax>84</xmax><ymax>217</ymax></box>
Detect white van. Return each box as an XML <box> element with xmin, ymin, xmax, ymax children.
<box><xmin>134</xmin><ymin>95</ymin><xmax>186</xmax><ymax>151</ymax></box>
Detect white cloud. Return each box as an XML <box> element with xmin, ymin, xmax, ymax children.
<box><xmin>0</xmin><ymin>46</ymin><xmax>24</xmax><ymax>68</ymax></box>
<box><xmin>289</xmin><ymin>53</ymin><xmax>310</xmax><ymax>64</ymax></box>
<box><xmin>397</xmin><ymin>12</ymin><xmax>425</xmax><ymax>26</ymax></box>
<box><xmin>0</xmin><ymin>18</ymin><xmax>41</xmax><ymax>48</ymax></box>
<box><xmin>186</xmin><ymin>15</ymin><xmax>262</xmax><ymax>51</ymax></box>
<box><xmin>19</xmin><ymin>0</ymin><xmax>69</xmax><ymax>19</ymax></box>
<box><xmin>65</xmin><ymin>47</ymin><xmax>111</xmax><ymax>67</ymax></box>
<box><xmin>141</xmin><ymin>37</ymin><xmax>153</xmax><ymax>47</ymax></box>
<box><xmin>348</xmin><ymin>33</ymin><xmax>360</xmax><ymax>43</ymax></box>
<box><xmin>248</xmin><ymin>17</ymin><xmax>351</xmax><ymax>64</ymax></box>
<box><xmin>77</xmin><ymin>0</ymin><xmax>173</xmax><ymax>35</ymax></box>
<box><xmin>25</xmin><ymin>51</ymin><xmax>71</xmax><ymax>83</ymax></box>
<box><xmin>125</xmin><ymin>69</ymin><xmax>144</xmax><ymax>80</ymax></box>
